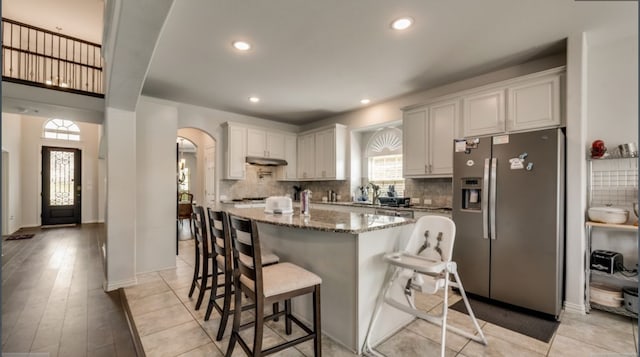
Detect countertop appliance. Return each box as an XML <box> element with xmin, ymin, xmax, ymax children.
<box><xmin>378</xmin><ymin>197</ymin><xmax>411</xmax><ymax>207</ymax></box>
<box><xmin>590</xmin><ymin>250</ymin><xmax>623</xmax><ymax>274</ymax></box>
<box><xmin>374</xmin><ymin>208</ymin><xmax>414</xmax><ymax>218</ymax></box>
<box><xmin>452</xmin><ymin>128</ymin><xmax>565</xmax><ymax>317</ymax></box>
<box><xmin>265</xmin><ymin>196</ymin><xmax>293</xmax><ymax>214</ymax></box>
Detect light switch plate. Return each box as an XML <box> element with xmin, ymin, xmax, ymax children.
<box><xmin>412</xmin><ymin>197</ymin><xmax>420</xmax><ymax>205</ymax></box>
<box><xmin>424</xmin><ymin>198</ymin><xmax>432</xmax><ymax>205</ymax></box>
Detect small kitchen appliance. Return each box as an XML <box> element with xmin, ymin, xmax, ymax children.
<box><xmin>264</xmin><ymin>196</ymin><xmax>293</xmax><ymax>214</ymax></box>
<box><xmin>590</xmin><ymin>250</ymin><xmax>623</xmax><ymax>274</ymax></box>
<box><xmin>623</xmin><ymin>287</ymin><xmax>638</xmax><ymax>314</ymax></box>
<box><xmin>378</xmin><ymin>197</ymin><xmax>411</xmax><ymax>207</ymax></box>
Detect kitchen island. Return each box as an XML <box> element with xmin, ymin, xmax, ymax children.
<box><xmin>226</xmin><ymin>207</ymin><xmax>416</xmax><ymax>353</ymax></box>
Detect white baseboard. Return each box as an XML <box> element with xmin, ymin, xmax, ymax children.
<box><xmin>104</xmin><ymin>277</ymin><xmax>138</xmax><ymax>292</ymax></box>
<box><xmin>563</xmin><ymin>300</ymin><xmax>586</xmax><ymax>314</ymax></box>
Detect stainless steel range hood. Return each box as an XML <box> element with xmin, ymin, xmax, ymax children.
<box><xmin>245</xmin><ymin>156</ymin><xmax>288</xmax><ymax>166</ymax></box>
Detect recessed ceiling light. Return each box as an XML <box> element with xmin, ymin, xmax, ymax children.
<box><xmin>248</xmin><ymin>96</ymin><xmax>260</xmax><ymax>103</ymax></box>
<box><xmin>360</xmin><ymin>99</ymin><xmax>371</xmax><ymax>105</ymax></box>
<box><xmin>391</xmin><ymin>17</ymin><xmax>413</xmax><ymax>30</ymax></box>
<box><xmin>233</xmin><ymin>41</ymin><xmax>251</xmax><ymax>51</ymax></box>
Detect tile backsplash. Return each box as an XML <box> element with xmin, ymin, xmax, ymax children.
<box><xmin>219</xmin><ymin>164</ymin><xmax>452</xmax><ymax>207</ymax></box>
<box><xmin>219</xmin><ymin>165</ymin><xmax>294</xmax><ymax>199</ymax></box>
<box><xmin>298</xmin><ymin>181</ymin><xmax>351</xmax><ymax>202</ymax></box>
<box><xmin>404</xmin><ymin>178</ymin><xmax>453</xmax><ymax>207</ymax></box>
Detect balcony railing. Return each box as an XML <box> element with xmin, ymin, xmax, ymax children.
<box><xmin>2</xmin><ymin>18</ymin><xmax>104</xmax><ymax>97</ymax></box>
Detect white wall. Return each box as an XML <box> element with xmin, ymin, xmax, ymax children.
<box><xmin>136</xmin><ymin>101</ymin><xmax>178</xmax><ymax>273</ymax></box>
<box><xmin>142</xmin><ymin>96</ymin><xmax>299</xmax><ymax>205</ymax></box>
<box><xmin>557</xmin><ymin>29</ymin><xmax>637</xmax><ymax>314</ymax></box>
<box><xmin>1</xmin><ymin>113</ymin><xmax>22</xmax><ymax>234</ymax></box>
<box><xmin>18</xmin><ymin>115</ymin><xmax>101</xmax><ymax>227</ymax></box>
<box><xmin>587</xmin><ymin>34</ymin><xmax>638</xmax><ymax>145</ymax></box>
<box><xmin>105</xmin><ymin>107</ymin><xmax>137</xmax><ymax>290</ymax></box>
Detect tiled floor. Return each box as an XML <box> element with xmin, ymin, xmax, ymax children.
<box><xmin>2</xmin><ymin>224</ymin><xmax>136</xmax><ymax>356</ymax></box>
<box><xmin>125</xmin><ymin>239</ymin><xmax>639</xmax><ymax>357</ymax></box>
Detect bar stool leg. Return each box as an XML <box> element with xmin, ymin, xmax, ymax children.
<box><xmin>205</xmin><ymin>260</ymin><xmax>221</xmax><ymax>321</ymax></box>
<box><xmin>215</xmin><ymin>270</ymin><xmax>233</xmax><ymax>340</ymax></box>
<box><xmin>225</xmin><ymin>278</ymin><xmax>242</xmax><ymax>357</ymax></box>
<box><xmin>285</xmin><ymin>299</ymin><xmax>292</xmax><ymax>335</ymax></box>
<box><xmin>188</xmin><ymin>244</ymin><xmax>200</xmax><ymax>298</ymax></box>
<box><xmin>313</xmin><ymin>285</ymin><xmax>322</xmax><ymax>357</ymax></box>
<box><xmin>195</xmin><ymin>256</ymin><xmax>208</xmax><ymax>310</ymax></box>
<box><xmin>254</xmin><ymin>298</ymin><xmax>265</xmax><ymax>357</ymax></box>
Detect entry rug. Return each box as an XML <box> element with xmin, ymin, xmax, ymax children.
<box><xmin>450</xmin><ymin>296</ymin><xmax>560</xmax><ymax>343</ymax></box>
<box><xmin>4</xmin><ymin>233</ymin><xmax>35</xmax><ymax>241</ymax></box>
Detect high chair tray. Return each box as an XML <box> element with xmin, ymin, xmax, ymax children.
<box><xmin>383</xmin><ymin>251</ymin><xmax>447</xmax><ymax>273</ymax></box>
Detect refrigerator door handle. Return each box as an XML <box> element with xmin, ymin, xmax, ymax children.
<box><xmin>482</xmin><ymin>158</ymin><xmax>490</xmax><ymax>239</ymax></box>
<box><xmin>490</xmin><ymin>157</ymin><xmax>497</xmax><ymax>240</ymax></box>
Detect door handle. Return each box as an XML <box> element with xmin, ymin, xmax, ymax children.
<box><xmin>482</xmin><ymin>158</ymin><xmax>490</xmax><ymax>239</ymax></box>
<box><xmin>490</xmin><ymin>158</ymin><xmax>497</xmax><ymax>240</ymax></box>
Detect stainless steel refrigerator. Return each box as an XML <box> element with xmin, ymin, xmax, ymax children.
<box><xmin>452</xmin><ymin>128</ymin><xmax>564</xmax><ymax>317</ymax></box>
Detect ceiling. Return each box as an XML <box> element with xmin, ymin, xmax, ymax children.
<box><xmin>2</xmin><ymin>0</ymin><xmax>104</xmax><ymax>44</ymax></box>
<box><xmin>2</xmin><ymin>1</ymin><xmax>637</xmax><ymax>126</ymax></box>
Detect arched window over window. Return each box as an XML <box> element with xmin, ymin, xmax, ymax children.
<box><xmin>366</xmin><ymin>127</ymin><xmax>404</xmax><ymax>196</ymax></box>
<box><xmin>43</xmin><ymin>119</ymin><xmax>81</xmax><ymax>141</ymax></box>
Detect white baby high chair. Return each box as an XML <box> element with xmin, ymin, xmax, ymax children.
<box><xmin>363</xmin><ymin>215</ymin><xmax>487</xmax><ymax>357</ymax></box>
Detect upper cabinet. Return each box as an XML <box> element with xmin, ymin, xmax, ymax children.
<box><xmin>247</xmin><ymin>128</ymin><xmax>286</xmax><ymax>159</ymax></box>
<box><xmin>223</xmin><ymin>123</ymin><xmax>247</xmax><ymax>180</ymax></box>
<box><xmin>403</xmin><ymin>99</ymin><xmax>458</xmax><ymax>177</ymax></box>
<box><xmin>462</xmin><ymin>89</ymin><xmax>505</xmax><ymax>138</ymax></box>
<box><xmin>506</xmin><ymin>73</ymin><xmax>561</xmax><ymax>132</ymax></box>
<box><xmin>224</xmin><ymin>123</ymin><xmax>296</xmax><ymax>180</ymax></box>
<box><xmin>297</xmin><ymin>133</ymin><xmax>315</xmax><ymax>179</ymax></box>
<box><xmin>462</xmin><ymin>67</ymin><xmax>564</xmax><ymax>138</ymax></box>
<box><xmin>297</xmin><ymin>124</ymin><xmax>347</xmax><ymax>180</ymax></box>
<box><xmin>277</xmin><ymin>133</ymin><xmax>298</xmax><ymax>181</ymax></box>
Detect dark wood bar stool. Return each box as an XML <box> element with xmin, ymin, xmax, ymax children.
<box><xmin>226</xmin><ymin>214</ymin><xmax>322</xmax><ymax>357</ymax></box>
<box><xmin>188</xmin><ymin>205</ymin><xmax>212</xmax><ymax>310</ymax></box>
<box><xmin>205</xmin><ymin>208</ymin><xmax>280</xmax><ymax>340</ymax></box>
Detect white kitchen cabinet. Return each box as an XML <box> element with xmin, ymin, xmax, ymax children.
<box><xmin>506</xmin><ymin>74</ymin><xmax>561</xmax><ymax>132</ymax></box>
<box><xmin>298</xmin><ymin>124</ymin><xmax>347</xmax><ymax>180</ymax></box>
<box><xmin>247</xmin><ymin>128</ymin><xmax>286</xmax><ymax>159</ymax></box>
<box><xmin>403</xmin><ymin>99</ymin><xmax>457</xmax><ymax>177</ymax></box>
<box><xmin>462</xmin><ymin>88</ymin><xmax>505</xmax><ymax>138</ymax></box>
<box><xmin>224</xmin><ymin>123</ymin><xmax>247</xmax><ymax>179</ymax></box>
<box><xmin>403</xmin><ymin>108</ymin><xmax>428</xmax><ymax>176</ymax></box>
<box><xmin>461</xmin><ymin>67</ymin><xmax>564</xmax><ymax>138</ymax></box>
<box><xmin>278</xmin><ymin>133</ymin><xmax>298</xmax><ymax>181</ymax></box>
<box><xmin>315</xmin><ymin>128</ymin><xmax>336</xmax><ymax>179</ymax></box>
<box><xmin>297</xmin><ymin>133</ymin><xmax>316</xmax><ymax>179</ymax></box>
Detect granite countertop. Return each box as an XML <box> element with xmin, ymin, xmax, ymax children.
<box><xmin>226</xmin><ymin>207</ymin><xmax>414</xmax><ymax>234</ymax></box>
<box><xmin>313</xmin><ymin>201</ymin><xmax>453</xmax><ymax>214</ymax></box>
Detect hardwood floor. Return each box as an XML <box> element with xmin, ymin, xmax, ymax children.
<box><xmin>2</xmin><ymin>224</ymin><xmax>136</xmax><ymax>356</ymax></box>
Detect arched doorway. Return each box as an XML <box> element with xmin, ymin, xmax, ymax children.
<box><xmin>176</xmin><ymin>128</ymin><xmax>216</xmax><ymax>250</ymax></box>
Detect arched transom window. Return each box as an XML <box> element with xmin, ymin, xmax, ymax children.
<box><xmin>44</xmin><ymin>119</ymin><xmax>80</xmax><ymax>141</ymax></box>
<box><xmin>367</xmin><ymin>127</ymin><xmax>404</xmax><ymax>196</ymax></box>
